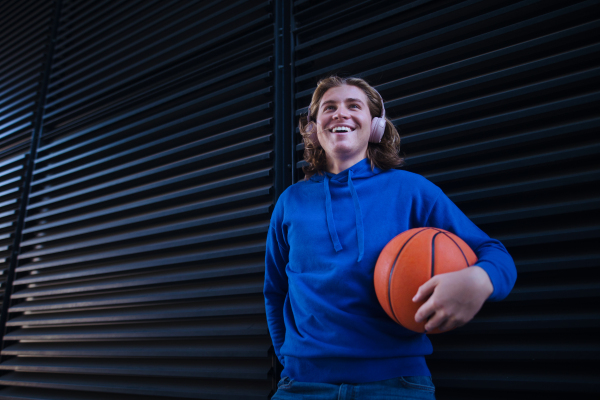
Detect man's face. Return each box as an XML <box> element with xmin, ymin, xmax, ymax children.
<box><xmin>316</xmin><ymin>85</ymin><xmax>372</xmax><ymax>165</ymax></box>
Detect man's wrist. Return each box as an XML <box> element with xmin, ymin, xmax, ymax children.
<box><xmin>469</xmin><ymin>265</ymin><xmax>494</xmax><ymax>299</ymax></box>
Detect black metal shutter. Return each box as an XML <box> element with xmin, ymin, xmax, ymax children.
<box><xmin>0</xmin><ymin>1</ymin><xmax>277</xmax><ymax>399</ymax></box>
<box><xmin>0</xmin><ymin>153</ymin><xmax>27</xmax><ymax>311</ymax></box>
<box><xmin>0</xmin><ymin>0</ymin><xmax>55</xmax><ymax>345</ymax></box>
<box><xmin>293</xmin><ymin>0</ymin><xmax>599</xmax><ymax>398</ymax></box>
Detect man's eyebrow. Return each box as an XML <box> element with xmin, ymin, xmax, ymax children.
<box><xmin>321</xmin><ymin>98</ymin><xmax>365</xmax><ymax>107</ymax></box>
<box><xmin>345</xmin><ymin>98</ymin><xmax>365</xmax><ymax>104</ymax></box>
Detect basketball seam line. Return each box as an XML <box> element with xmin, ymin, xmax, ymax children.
<box><xmin>431</xmin><ymin>232</ymin><xmax>443</xmax><ymax>278</ymax></box>
<box><xmin>388</xmin><ymin>228</ymin><xmax>428</xmax><ymax>325</ymax></box>
<box><xmin>439</xmin><ymin>231</ymin><xmax>471</xmax><ymax>268</ymax></box>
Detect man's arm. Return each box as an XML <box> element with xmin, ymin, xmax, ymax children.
<box><xmin>413</xmin><ymin>189</ymin><xmax>516</xmax><ymax>332</ymax></box>
<box><xmin>264</xmin><ymin>221</ymin><xmax>289</xmax><ymax>365</ymax></box>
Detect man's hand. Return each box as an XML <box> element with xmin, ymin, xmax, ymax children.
<box><xmin>413</xmin><ymin>266</ymin><xmax>493</xmax><ymax>332</ymax></box>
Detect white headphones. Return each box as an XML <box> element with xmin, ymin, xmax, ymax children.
<box><xmin>305</xmin><ymin>88</ymin><xmax>387</xmax><ymax>144</ymax></box>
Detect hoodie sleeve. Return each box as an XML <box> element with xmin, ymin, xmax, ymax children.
<box><xmin>264</xmin><ymin>199</ymin><xmax>289</xmax><ymax>365</ymax></box>
<box><xmin>425</xmin><ymin>188</ymin><xmax>517</xmax><ymax>301</ymax></box>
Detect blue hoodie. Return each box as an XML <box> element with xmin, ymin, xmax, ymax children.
<box><xmin>264</xmin><ymin>158</ymin><xmax>516</xmax><ymax>384</ymax></box>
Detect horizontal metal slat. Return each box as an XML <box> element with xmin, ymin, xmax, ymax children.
<box><xmin>0</xmin><ymin>153</ymin><xmax>26</xmax><ymax>169</ymax></box>
<box><xmin>0</xmin><ymin>166</ymin><xmax>23</xmax><ymax>181</ymax></box>
<box><xmin>0</xmin><ymin>387</ymin><xmax>146</xmax><ymax>400</ymax></box>
<box><xmin>14</xmin><ymin>237</ymin><xmax>264</xmax><ymax>285</ymax></box>
<box><xmin>424</xmin><ymin>142</ymin><xmax>600</xmax><ymax>184</ymax></box>
<box><xmin>461</xmin><ymin>312</ymin><xmax>600</xmax><ymax>331</ymax></box>
<box><xmin>7</xmin><ymin>295</ymin><xmax>266</xmax><ymax>326</ymax></box>
<box><xmin>498</xmin><ymin>226</ymin><xmax>600</xmax><ymax>247</ymax></box>
<box><xmin>48</xmin><ymin>49</ymin><xmax>274</xmax><ymax>135</ymax></box>
<box><xmin>26</xmin><ymin>145</ymin><xmax>272</xmax><ymax>219</ymax></box>
<box><xmin>20</xmin><ymin>200</ymin><xmax>270</xmax><ymax>259</ymax></box>
<box><xmin>21</xmin><ymin>202</ymin><xmax>270</xmax><ymax>251</ymax></box>
<box><xmin>0</xmin><ymin>372</ymin><xmax>271</xmax><ymax>400</ymax></box>
<box><xmin>10</xmin><ymin>273</ymin><xmax>265</xmax><ymax>312</ymax></box>
<box><xmin>397</xmin><ymin>68</ymin><xmax>599</xmax><ymax>129</ymax></box>
<box><xmin>0</xmin><ymin>198</ymin><xmax>18</xmax><ymax>209</ymax></box>
<box><xmin>0</xmin><ymin>6</ymin><xmax>51</xmax><ymax>57</ymax></box>
<box><xmin>34</xmin><ymin>84</ymin><xmax>272</xmax><ymax>177</ymax></box>
<box><xmin>515</xmin><ymin>254</ymin><xmax>600</xmax><ymax>273</ymax></box>
<box><xmin>39</xmin><ymin>57</ymin><xmax>271</xmax><ymax>153</ymax></box>
<box><xmin>0</xmin><ymin>221</ymin><xmax>16</xmax><ymax>230</ymax></box>
<box><xmin>295</xmin><ymin>0</ymin><xmax>433</xmax><ymax>49</ymax></box>
<box><xmin>469</xmin><ymin>197</ymin><xmax>600</xmax><ymax>225</ymax></box>
<box><xmin>3</xmin><ymin>315</ymin><xmax>269</xmax><ymax>340</ymax></box>
<box><xmin>22</xmin><ymin>175</ymin><xmax>271</xmax><ymax>237</ymax></box>
<box><xmin>0</xmin><ymin>102</ymin><xmax>35</xmax><ymax>129</ymax></box>
<box><xmin>56</xmin><ymin>1</ymin><xmax>159</xmax><ymax>50</ymax></box>
<box><xmin>402</xmin><ymin>90</ymin><xmax>599</xmax><ymax>145</ymax></box>
<box><xmin>430</xmin><ymin>343</ymin><xmax>600</xmax><ymax>360</ymax></box>
<box><xmin>0</xmin><ymin>178</ymin><xmax>24</xmax><ymax>193</ymax></box>
<box><xmin>294</xmin><ymin>0</ymin><xmax>432</xmax><ymax>43</ymax></box>
<box><xmin>17</xmin><ymin>222</ymin><xmax>269</xmax><ymax>269</ymax></box>
<box><xmin>31</xmin><ymin>124</ymin><xmax>272</xmax><ymax>205</ymax></box>
<box><xmin>47</xmin><ymin>5</ymin><xmax>272</xmax><ymax>114</ymax></box>
<box><xmin>295</xmin><ymin>0</ymin><xmax>481</xmax><ymax>67</ymax></box>
<box><xmin>12</xmin><ymin>259</ymin><xmax>264</xmax><ymax>295</ymax></box>
<box><xmin>0</xmin><ymin>0</ymin><xmax>26</xmax><ymax>27</ymax></box>
<box><xmin>2</xmin><ymin>337</ymin><xmax>272</xmax><ymax>358</ymax></box>
<box><xmin>506</xmin><ymin>282</ymin><xmax>600</xmax><ymax>301</ymax></box>
<box><xmin>0</xmin><ymin>122</ymin><xmax>31</xmax><ymax>141</ymax></box>
<box><xmin>45</xmin><ymin>33</ymin><xmax>275</xmax><ymax>130</ymax></box>
<box><xmin>447</xmin><ymin>169</ymin><xmax>600</xmax><ymax>203</ymax></box>
<box><xmin>0</xmin><ymin>150</ymin><xmax>28</xmax><ymax>295</ymax></box>
<box><xmin>433</xmin><ymin>370</ymin><xmax>599</xmax><ymax>393</ymax></box>
<box><xmin>386</xmin><ymin>42</ymin><xmax>599</xmax><ymax>113</ymax></box>
<box><xmin>0</xmin><ymin>111</ymin><xmax>34</xmax><ymax>134</ymax></box>
<box><xmin>0</xmin><ymin>59</ymin><xmax>43</xmax><ymax>97</ymax></box>
<box><xmin>0</xmin><ymin>84</ymin><xmax>37</xmax><ymax>120</ymax></box>
<box><xmin>295</xmin><ymin>0</ymin><xmax>589</xmax><ymax>83</ymax></box>
<box><xmin>0</xmin><ymin>357</ymin><xmax>271</xmax><ymax>380</ymax></box>
<box><xmin>0</xmin><ymin>43</ymin><xmax>47</xmax><ymax>85</ymax></box>
<box><xmin>0</xmin><ymin>82</ymin><xmax>37</xmax><ymax>113</ymax></box>
<box><xmin>52</xmin><ymin>0</ymin><xmax>148</xmax><ymax>55</ymax></box>
<box><xmin>50</xmin><ymin>0</ymin><xmax>243</xmax><ymax>85</ymax></box>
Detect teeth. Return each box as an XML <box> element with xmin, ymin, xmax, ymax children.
<box><xmin>332</xmin><ymin>126</ymin><xmax>351</xmax><ymax>132</ymax></box>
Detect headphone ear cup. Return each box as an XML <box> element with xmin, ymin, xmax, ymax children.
<box><xmin>369</xmin><ymin>117</ymin><xmax>386</xmax><ymax>143</ymax></box>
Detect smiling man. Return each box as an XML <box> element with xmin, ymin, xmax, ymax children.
<box><xmin>264</xmin><ymin>76</ymin><xmax>516</xmax><ymax>399</ymax></box>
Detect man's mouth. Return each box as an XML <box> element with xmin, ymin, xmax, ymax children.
<box><xmin>329</xmin><ymin>126</ymin><xmax>355</xmax><ymax>133</ymax></box>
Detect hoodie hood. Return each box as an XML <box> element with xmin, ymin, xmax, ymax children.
<box><xmin>309</xmin><ymin>158</ymin><xmax>382</xmax><ymax>262</ymax></box>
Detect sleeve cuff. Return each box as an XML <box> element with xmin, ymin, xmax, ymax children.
<box><xmin>473</xmin><ymin>260</ymin><xmax>503</xmax><ymax>302</ymax></box>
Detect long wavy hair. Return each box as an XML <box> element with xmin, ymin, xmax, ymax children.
<box><xmin>299</xmin><ymin>76</ymin><xmax>404</xmax><ymax>179</ymax></box>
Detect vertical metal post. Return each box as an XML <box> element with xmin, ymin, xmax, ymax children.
<box><xmin>270</xmin><ymin>0</ymin><xmax>293</xmax><ymax>394</ymax></box>
<box><xmin>0</xmin><ymin>0</ymin><xmax>63</xmax><ymax>360</ymax></box>
<box><xmin>273</xmin><ymin>0</ymin><xmax>294</xmax><ymax>200</ymax></box>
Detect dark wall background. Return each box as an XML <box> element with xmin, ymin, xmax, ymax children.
<box><xmin>0</xmin><ymin>0</ymin><xmax>598</xmax><ymax>399</ymax></box>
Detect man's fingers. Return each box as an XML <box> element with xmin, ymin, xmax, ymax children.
<box><xmin>423</xmin><ymin>308</ymin><xmax>447</xmax><ymax>332</ymax></box>
<box><xmin>413</xmin><ymin>276</ymin><xmax>437</xmax><ymax>303</ymax></box>
<box><xmin>415</xmin><ymin>296</ymin><xmax>436</xmax><ymax>324</ymax></box>
<box><xmin>435</xmin><ymin>317</ymin><xmax>457</xmax><ymax>333</ymax></box>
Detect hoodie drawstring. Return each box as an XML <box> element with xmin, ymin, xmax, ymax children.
<box><xmin>324</xmin><ymin>175</ymin><xmax>343</xmax><ymax>252</ymax></box>
<box><xmin>323</xmin><ymin>171</ymin><xmax>365</xmax><ymax>262</ymax></box>
<box><xmin>348</xmin><ymin>170</ymin><xmax>365</xmax><ymax>262</ymax></box>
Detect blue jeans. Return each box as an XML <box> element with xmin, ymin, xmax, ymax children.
<box><xmin>272</xmin><ymin>376</ymin><xmax>435</xmax><ymax>399</ymax></box>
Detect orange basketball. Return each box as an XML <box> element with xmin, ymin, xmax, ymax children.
<box><xmin>374</xmin><ymin>227</ymin><xmax>477</xmax><ymax>334</ymax></box>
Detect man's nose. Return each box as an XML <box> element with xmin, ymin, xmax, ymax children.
<box><xmin>333</xmin><ymin>106</ymin><xmax>349</xmax><ymax>119</ymax></box>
